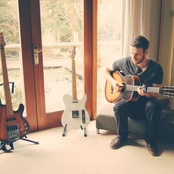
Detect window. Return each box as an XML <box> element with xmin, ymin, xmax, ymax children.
<box><xmin>0</xmin><ymin>0</ymin><xmax>25</xmax><ymax>113</ymax></box>
<box><xmin>40</xmin><ymin>0</ymin><xmax>84</xmax><ymax>113</ymax></box>
<box><xmin>97</xmin><ymin>0</ymin><xmax>122</xmax><ymax>112</ymax></box>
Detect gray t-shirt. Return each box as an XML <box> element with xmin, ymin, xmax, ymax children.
<box><xmin>112</xmin><ymin>56</ymin><xmax>163</xmax><ymax>86</ymax></box>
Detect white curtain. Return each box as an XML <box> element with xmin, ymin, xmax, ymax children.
<box><xmin>161</xmin><ymin>0</ymin><xmax>174</xmax><ymax>109</ymax></box>
<box><xmin>121</xmin><ymin>0</ymin><xmax>151</xmax><ymax>57</ymax></box>
<box><xmin>170</xmin><ymin>34</ymin><xmax>174</xmax><ymax>109</ymax></box>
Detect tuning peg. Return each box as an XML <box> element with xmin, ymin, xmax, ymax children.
<box><xmin>164</xmin><ymin>94</ymin><xmax>174</xmax><ymax>97</ymax></box>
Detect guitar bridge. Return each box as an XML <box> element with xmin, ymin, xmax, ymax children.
<box><xmin>6</xmin><ymin>124</ymin><xmax>20</xmax><ymax>141</ymax></box>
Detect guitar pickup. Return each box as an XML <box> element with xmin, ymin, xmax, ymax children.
<box><xmin>82</xmin><ymin>110</ymin><xmax>86</xmax><ymax>123</ymax></box>
<box><xmin>6</xmin><ymin>124</ymin><xmax>20</xmax><ymax>141</ymax></box>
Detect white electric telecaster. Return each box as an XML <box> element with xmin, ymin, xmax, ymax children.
<box><xmin>61</xmin><ymin>46</ymin><xmax>90</xmax><ymax>136</ymax></box>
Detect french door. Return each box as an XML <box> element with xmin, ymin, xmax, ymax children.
<box><xmin>18</xmin><ymin>0</ymin><xmax>97</xmax><ymax>132</ymax></box>
<box><xmin>19</xmin><ymin>0</ymin><xmax>47</xmax><ymax>132</ymax></box>
<box><xmin>0</xmin><ymin>0</ymin><xmax>97</xmax><ymax>133</ymax></box>
<box><xmin>19</xmin><ymin>0</ymin><xmax>82</xmax><ymax>132</ymax></box>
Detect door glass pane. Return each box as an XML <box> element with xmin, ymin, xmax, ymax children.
<box><xmin>40</xmin><ymin>0</ymin><xmax>84</xmax><ymax>113</ymax></box>
<box><xmin>97</xmin><ymin>0</ymin><xmax>122</xmax><ymax>112</ymax></box>
<box><xmin>0</xmin><ymin>0</ymin><xmax>26</xmax><ymax>115</ymax></box>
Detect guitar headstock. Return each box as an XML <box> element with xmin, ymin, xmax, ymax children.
<box><xmin>160</xmin><ymin>86</ymin><xmax>174</xmax><ymax>97</ymax></box>
<box><xmin>69</xmin><ymin>46</ymin><xmax>76</xmax><ymax>60</ymax></box>
<box><xmin>0</xmin><ymin>32</ymin><xmax>6</xmax><ymax>48</ymax></box>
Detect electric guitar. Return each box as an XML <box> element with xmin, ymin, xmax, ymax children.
<box><xmin>61</xmin><ymin>46</ymin><xmax>90</xmax><ymax>134</ymax></box>
<box><xmin>0</xmin><ymin>32</ymin><xmax>29</xmax><ymax>143</ymax></box>
<box><xmin>105</xmin><ymin>71</ymin><xmax>174</xmax><ymax>103</ymax></box>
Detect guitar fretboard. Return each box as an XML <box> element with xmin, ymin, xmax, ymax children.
<box><xmin>126</xmin><ymin>85</ymin><xmax>160</xmax><ymax>93</ymax></box>
<box><xmin>1</xmin><ymin>46</ymin><xmax>14</xmax><ymax>116</ymax></box>
<box><xmin>71</xmin><ymin>59</ymin><xmax>77</xmax><ymax>101</ymax></box>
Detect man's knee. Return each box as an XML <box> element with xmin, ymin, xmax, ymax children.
<box><xmin>146</xmin><ymin>99</ymin><xmax>161</xmax><ymax>112</ymax></box>
<box><xmin>145</xmin><ymin>99</ymin><xmax>162</xmax><ymax>121</ymax></box>
<box><xmin>113</xmin><ymin>100</ymin><xmax>128</xmax><ymax>117</ymax></box>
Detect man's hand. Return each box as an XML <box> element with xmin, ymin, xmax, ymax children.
<box><xmin>112</xmin><ymin>80</ymin><xmax>123</xmax><ymax>92</ymax></box>
<box><xmin>137</xmin><ymin>85</ymin><xmax>146</xmax><ymax>96</ymax></box>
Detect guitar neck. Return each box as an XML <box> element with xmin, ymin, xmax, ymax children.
<box><xmin>126</xmin><ymin>85</ymin><xmax>160</xmax><ymax>93</ymax></box>
<box><xmin>1</xmin><ymin>47</ymin><xmax>14</xmax><ymax>116</ymax></box>
<box><xmin>71</xmin><ymin>59</ymin><xmax>78</xmax><ymax>101</ymax></box>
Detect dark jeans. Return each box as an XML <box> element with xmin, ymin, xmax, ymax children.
<box><xmin>113</xmin><ymin>96</ymin><xmax>162</xmax><ymax>144</ymax></box>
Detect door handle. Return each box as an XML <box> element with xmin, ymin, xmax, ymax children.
<box><xmin>33</xmin><ymin>45</ymin><xmax>43</xmax><ymax>65</ymax></box>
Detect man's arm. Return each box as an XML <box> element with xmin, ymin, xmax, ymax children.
<box><xmin>102</xmin><ymin>65</ymin><xmax>123</xmax><ymax>92</ymax></box>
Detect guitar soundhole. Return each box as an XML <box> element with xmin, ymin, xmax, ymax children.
<box><xmin>121</xmin><ymin>83</ymin><xmax>126</xmax><ymax>93</ymax></box>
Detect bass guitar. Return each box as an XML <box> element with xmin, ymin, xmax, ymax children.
<box><xmin>61</xmin><ymin>46</ymin><xmax>90</xmax><ymax>136</ymax></box>
<box><xmin>0</xmin><ymin>32</ymin><xmax>29</xmax><ymax>143</ymax></box>
<box><xmin>105</xmin><ymin>71</ymin><xmax>174</xmax><ymax>103</ymax></box>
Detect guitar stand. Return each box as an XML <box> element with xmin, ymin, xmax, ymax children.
<box><xmin>0</xmin><ymin>83</ymin><xmax>39</xmax><ymax>153</ymax></box>
<box><xmin>80</xmin><ymin>126</ymin><xmax>87</xmax><ymax>137</ymax></box>
<box><xmin>20</xmin><ymin>136</ymin><xmax>39</xmax><ymax>144</ymax></box>
<box><xmin>62</xmin><ymin>124</ymin><xmax>67</xmax><ymax>137</ymax></box>
<box><xmin>0</xmin><ymin>142</ymin><xmax>14</xmax><ymax>152</ymax></box>
<box><xmin>62</xmin><ymin>124</ymin><xmax>87</xmax><ymax>137</ymax></box>
<box><xmin>0</xmin><ymin>135</ymin><xmax>39</xmax><ymax>153</ymax></box>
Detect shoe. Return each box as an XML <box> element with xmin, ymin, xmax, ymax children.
<box><xmin>147</xmin><ymin>143</ymin><xmax>158</xmax><ymax>156</ymax></box>
<box><xmin>110</xmin><ymin>137</ymin><xmax>126</xmax><ymax>149</ymax></box>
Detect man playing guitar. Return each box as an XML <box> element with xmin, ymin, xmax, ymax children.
<box><xmin>103</xmin><ymin>35</ymin><xmax>163</xmax><ymax>156</ymax></box>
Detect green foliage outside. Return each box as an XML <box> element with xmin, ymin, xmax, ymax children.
<box><xmin>0</xmin><ymin>1</ymin><xmax>19</xmax><ymax>43</ymax></box>
<box><xmin>0</xmin><ymin>1</ymin><xmax>83</xmax><ymax>44</ymax></box>
<box><xmin>0</xmin><ymin>0</ymin><xmax>83</xmax><ymax>111</ymax></box>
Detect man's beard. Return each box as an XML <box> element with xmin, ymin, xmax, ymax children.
<box><xmin>132</xmin><ymin>54</ymin><xmax>145</xmax><ymax>65</ymax></box>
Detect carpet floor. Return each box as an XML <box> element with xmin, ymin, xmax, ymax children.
<box><xmin>1</xmin><ymin>120</ymin><xmax>174</xmax><ymax>174</ymax></box>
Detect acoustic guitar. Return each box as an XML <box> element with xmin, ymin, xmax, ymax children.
<box><xmin>0</xmin><ymin>32</ymin><xmax>29</xmax><ymax>143</ymax></box>
<box><xmin>61</xmin><ymin>46</ymin><xmax>90</xmax><ymax>136</ymax></box>
<box><xmin>105</xmin><ymin>71</ymin><xmax>174</xmax><ymax>103</ymax></box>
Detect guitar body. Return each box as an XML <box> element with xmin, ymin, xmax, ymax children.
<box><xmin>105</xmin><ymin>71</ymin><xmax>141</xmax><ymax>103</ymax></box>
<box><xmin>0</xmin><ymin>102</ymin><xmax>29</xmax><ymax>142</ymax></box>
<box><xmin>61</xmin><ymin>94</ymin><xmax>90</xmax><ymax>130</ymax></box>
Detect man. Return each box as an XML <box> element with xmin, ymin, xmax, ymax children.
<box><xmin>102</xmin><ymin>35</ymin><xmax>163</xmax><ymax>156</ymax></box>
